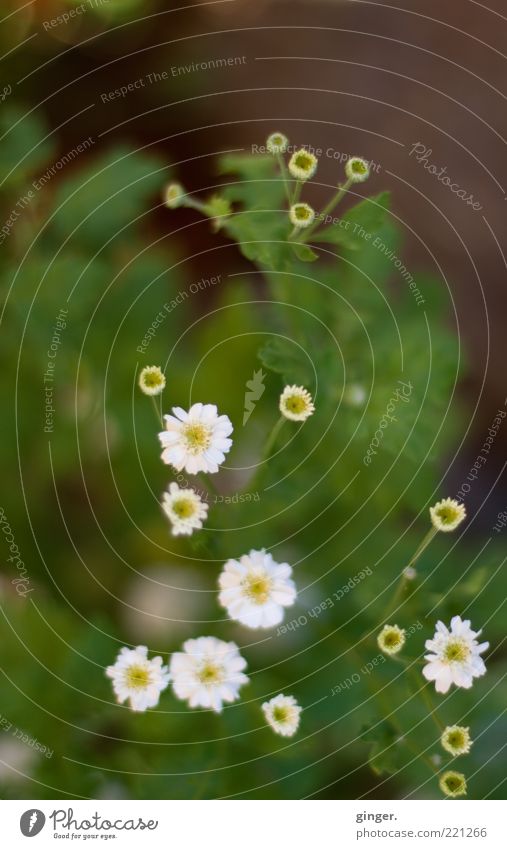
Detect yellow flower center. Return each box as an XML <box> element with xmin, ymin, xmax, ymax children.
<box><xmin>183</xmin><ymin>422</ymin><xmax>212</xmax><ymax>454</ymax></box>
<box><xmin>384</xmin><ymin>631</ymin><xmax>401</xmax><ymax>648</ymax></box>
<box><xmin>172</xmin><ymin>498</ymin><xmax>196</xmax><ymax>519</ymax></box>
<box><xmin>447</xmin><ymin>731</ymin><xmax>464</xmax><ymax>748</ymax></box>
<box><xmin>294</xmin><ymin>152</ymin><xmax>314</xmax><ymax>172</ymax></box>
<box><xmin>125</xmin><ymin>664</ymin><xmax>150</xmax><ymax>690</ymax></box>
<box><xmin>197</xmin><ymin>662</ymin><xmax>223</xmax><ymax>686</ymax></box>
<box><xmin>444</xmin><ymin>774</ymin><xmax>463</xmax><ymax>793</ymax></box>
<box><xmin>243</xmin><ymin>573</ymin><xmax>273</xmax><ymax>605</ymax></box>
<box><xmin>351</xmin><ymin>160</ymin><xmax>367</xmax><ymax>174</ymax></box>
<box><xmin>272</xmin><ymin>705</ymin><xmax>289</xmax><ymax>723</ymax></box>
<box><xmin>143</xmin><ymin>370</ymin><xmax>163</xmax><ymax>388</ymax></box>
<box><xmin>284</xmin><ymin>394</ymin><xmax>307</xmax><ymax>414</ymax></box>
<box><xmin>443</xmin><ymin>639</ymin><xmax>470</xmax><ymax>663</ymax></box>
<box><xmin>436</xmin><ymin>506</ymin><xmax>458</xmax><ymax>524</ymax></box>
<box><xmin>294</xmin><ymin>206</ymin><xmax>311</xmax><ymax>221</ymax></box>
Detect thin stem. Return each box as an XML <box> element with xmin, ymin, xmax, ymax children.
<box><xmin>263</xmin><ymin>415</ymin><xmax>286</xmax><ymax>461</ymax></box>
<box><xmin>408</xmin><ymin>667</ymin><xmax>444</xmax><ymax>733</ymax></box>
<box><xmin>288</xmin><ymin>225</ymin><xmax>302</xmax><ymax>240</ymax></box>
<box><xmin>200</xmin><ymin>472</ymin><xmax>219</xmax><ymax>497</ymax></box>
<box><xmin>151</xmin><ymin>395</ymin><xmax>164</xmax><ymax>428</ymax></box>
<box><xmin>184</xmin><ymin>197</ymin><xmax>207</xmax><ymax>214</ymax></box>
<box><xmin>276</xmin><ymin>153</ymin><xmax>291</xmax><ymax>203</ymax></box>
<box><xmin>406</xmin><ymin>526</ymin><xmax>438</xmax><ymax>572</ymax></box>
<box><xmin>381</xmin><ymin>526</ymin><xmax>438</xmax><ymax>621</ymax></box>
<box><xmin>291</xmin><ymin>179</ymin><xmax>302</xmax><ymax>205</ymax></box>
<box><xmin>301</xmin><ymin>177</ymin><xmax>352</xmax><ymax>242</ymax></box>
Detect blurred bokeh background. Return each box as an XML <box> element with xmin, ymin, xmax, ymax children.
<box><xmin>0</xmin><ymin>0</ymin><xmax>505</xmax><ymax>799</ymax></box>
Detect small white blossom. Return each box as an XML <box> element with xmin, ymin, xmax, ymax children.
<box><xmin>106</xmin><ymin>645</ymin><xmax>170</xmax><ymax>712</ymax></box>
<box><xmin>267</xmin><ymin>132</ymin><xmax>288</xmax><ymax>154</ymax></box>
<box><xmin>262</xmin><ymin>694</ymin><xmax>302</xmax><ymax>737</ymax></box>
<box><xmin>158</xmin><ymin>403</ymin><xmax>233</xmax><ymax>475</ymax></box>
<box><xmin>279</xmin><ymin>385</ymin><xmax>315</xmax><ymax>422</ymax></box>
<box><xmin>288</xmin><ymin>148</ymin><xmax>318</xmax><ymax>181</ymax></box>
<box><xmin>422</xmin><ymin>616</ymin><xmax>489</xmax><ymax>694</ymax></box>
<box><xmin>403</xmin><ymin>566</ymin><xmax>417</xmax><ymax>581</ymax></box>
<box><xmin>164</xmin><ymin>182</ymin><xmax>186</xmax><ymax>208</ymax></box>
<box><xmin>161</xmin><ymin>482</ymin><xmax>208</xmax><ymax>536</ymax></box>
<box><xmin>377</xmin><ymin>624</ymin><xmax>406</xmax><ymax>655</ymax></box>
<box><xmin>441</xmin><ymin>725</ymin><xmax>472</xmax><ymax>756</ymax></box>
<box><xmin>289</xmin><ymin>203</ymin><xmax>315</xmax><ymax>229</ymax></box>
<box><xmin>138</xmin><ymin>366</ymin><xmax>166</xmax><ymax>396</ymax></box>
<box><xmin>430</xmin><ymin>498</ymin><xmax>466</xmax><ymax>532</ymax></box>
<box><xmin>439</xmin><ymin>770</ymin><xmax>467</xmax><ymax>798</ymax></box>
<box><xmin>345</xmin><ymin>157</ymin><xmax>370</xmax><ymax>183</ymax></box>
<box><xmin>218</xmin><ymin>549</ymin><xmax>296</xmax><ymax>629</ymax></box>
<box><xmin>170</xmin><ymin>636</ymin><xmax>248</xmax><ymax>713</ymax></box>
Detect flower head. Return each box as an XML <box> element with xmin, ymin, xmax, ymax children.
<box><xmin>170</xmin><ymin>636</ymin><xmax>248</xmax><ymax>713</ymax></box>
<box><xmin>161</xmin><ymin>482</ymin><xmax>208</xmax><ymax>536</ymax></box>
<box><xmin>267</xmin><ymin>132</ymin><xmax>288</xmax><ymax>154</ymax></box>
<box><xmin>439</xmin><ymin>770</ymin><xmax>467</xmax><ymax>798</ymax></box>
<box><xmin>138</xmin><ymin>365</ymin><xmax>166</xmax><ymax>396</ymax></box>
<box><xmin>289</xmin><ymin>202</ymin><xmax>315</xmax><ymax>229</ymax></box>
<box><xmin>279</xmin><ymin>385</ymin><xmax>315</xmax><ymax>422</ymax></box>
<box><xmin>219</xmin><ymin>549</ymin><xmax>297</xmax><ymax>629</ymax></box>
<box><xmin>164</xmin><ymin>182</ymin><xmax>186</xmax><ymax>209</ymax></box>
<box><xmin>158</xmin><ymin>403</ymin><xmax>233</xmax><ymax>475</ymax></box>
<box><xmin>441</xmin><ymin>725</ymin><xmax>472</xmax><ymax>756</ymax></box>
<box><xmin>106</xmin><ymin>645</ymin><xmax>170</xmax><ymax>712</ymax></box>
<box><xmin>262</xmin><ymin>694</ymin><xmax>302</xmax><ymax>737</ymax></box>
<box><xmin>288</xmin><ymin>148</ymin><xmax>318</xmax><ymax>181</ymax></box>
<box><xmin>430</xmin><ymin>498</ymin><xmax>466</xmax><ymax>532</ymax></box>
<box><xmin>345</xmin><ymin>157</ymin><xmax>370</xmax><ymax>183</ymax></box>
<box><xmin>403</xmin><ymin>566</ymin><xmax>417</xmax><ymax>581</ymax></box>
<box><xmin>377</xmin><ymin>624</ymin><xmax>406</xmax><ymax>655</ymax></box>
<box><xmin>422</xmin><ymin>616</ymin><xmax>489</xmax><ymax>694</ymax></box>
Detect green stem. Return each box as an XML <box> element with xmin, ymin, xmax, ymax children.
<box><xmin>291</xmin><ymin>179</ymin><xmax>302</xmax><ymax>205</ymax></box>
<box><xmin>301</xmin><ymin>177</ymin><xmax>352</xmax><ymax>242</ymax></box>
<box><xmin>381</xmin><ymin>526</ymin><xmax>437</xmax><ymax>621</ymax></box>
<box><xmin>263</xmin><ymin>415</ymin><xmax>286</xmax><ymax>460</ymax></box>
<box><xmin>288</xmin><ymin>225</ymin><xmax>302</xmax><ymax>240</ymax></box>
<box><xmin>276</xmin><ymin>153</ymin><xmax>291</xmax><ymax>203</ymax></box>
<box><xmin>151</xmin><ymin>395</ymin><xmax>164</xmax><ymax>428</ymax></box>
<box><xmin>200</xmin><ymin>472</ymin><xmax>219</xmax><ymax>497</ymax></box>
<box><xmin>408</xmin><ymin>667</ymin><xmax>444</xmax><ymax>733</ymax></box>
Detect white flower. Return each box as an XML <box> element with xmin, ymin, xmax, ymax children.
<box><xmin>161</xmin><ymin>482</ymin><xmax>208</xmax><ymax>536</ymax></box>
<box><xmin>170</xmin><ymin>636</ymin><xmax>248</xmax><ymax>713</ymax></box>
<box><xmin>106</xmin><ymin>645</ymin><xmax>170</xmax><ymax>712</ymax></box>
<box><xmin>377</xmin><ymin>624</ymin><xmax>406</xmax><ymax>655</ymax></box>
<box><xmin>441</xmin><ymin>725</ymin><xmax>472</xmax><ymax>756</ymax></box>
<box><xmin>262</xmin><ymin>694</ymin><xmax>302</xmax><ymax>737</ymax></box>
<box><xmin>288</xmin><ymin>148</ymin><xmax>318</xmax><ymax>181</ymax></box>
<box><xmin>279</xmin><ymin>385</ymin><xmax>315</xmax><ymax>422</ymax></box>
<box><xmin>403</xmin><ymin>566</ymin><xmax>417</xmax><ymax>581</ymax></box>
<box><xmin>158</xmin><ymin>403</ymin><xmax>233</xmax><ymax>475</ymax></box>
<box><xmin>138</xmin><ymin>365</ymin><xmax>166</xmax><ymax>396</ymax></box>
<box><xmin>267</xmin><ymin>132</ymin><xmax>288</xmax><ymax>154</ymax></box>
<box><xmin>345</xmin><ymin>156</ymin><xmax>370</xmax><ymax>183</ymax></box>
<box><xmin>218</xmin><ymin>549</ymin><xmax>296</xmax><ymax>629</ymax></box>
<box><xmin>430</xmin><ymin>498</ymin><xmax>466</xmax><ymax>532</ymax></box>
<box><xmin>164</xmin><ymin>182</ymin><xmax>186</xmax><ymax>209</ymax></box>
<box><xmin>289</xmin><ymin>203</ymin><xmax>315</xmax><ymax>229</ymax></box>
<box><xmin>422</xmin><ymin>616</ymin><xmax>489</xmax><ymax>694</ymax></box>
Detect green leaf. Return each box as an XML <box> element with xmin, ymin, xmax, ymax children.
<box><xmin>361</xmin><ymin>719</ymin><xmax>401</xmax><ymax>776</ymax></box>
<box><xmin>314</xmin><ymin>192</ymin><xmax>391</xmax><ymax>250</ymax></box>
<box><xmin>218</xmin><ymin>152</ymin><xmax>285</xmax><ymax>211</ymax></box>
<box><xmin>258</xmin><ymin>338</ymin><xmax>314</xmax><ymax>385</ymax></box>
<box><xmin>291</xmin><ymin>242</ymin><xmax>319</xmax><ymax>262</ymax></box>
<box><xmin>0</xmin><ymin>107</ymin><xmax>55</xmax><ymax>189</ymax></box>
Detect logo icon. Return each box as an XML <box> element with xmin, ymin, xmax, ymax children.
<box><xmin>20</xmin><ymin>810</ymin><xmax>46</xmax><ymax>837</ymax></box>
<box><xmin>243</xmin><ymin>368</ymin><xmax>266</xmax><ymax>425</ymax></box>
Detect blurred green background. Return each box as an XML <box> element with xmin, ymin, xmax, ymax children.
<box><xmin>0</xmin><ymin>0</ymin><xmax>505</xmax><ymax>799</ymax></box>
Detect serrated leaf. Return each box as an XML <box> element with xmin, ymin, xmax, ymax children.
<box><xmin>258</xmin><ymin>338</ymin><xmax>314</xmax><ymax>385</ymax></box>
<box><xmin>291</xmin><ymin>242</ymin><xmax>319</xmax><ymax>262</ymax></box>
<box><xmin>361</xmin><ymin>719</ymin><xmax>401</xmax><ymax>776</ymax></box>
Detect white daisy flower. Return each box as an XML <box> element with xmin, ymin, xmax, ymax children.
<box><xmin>441</xmin><ymin>725</ymin><xmax>472</xmax><ymax>756</ymax></box>
<box><xmin>422</xmin><ymin>616</ymin><xmax>489</xmax><ymax>694</ymax></box>
<box><xmin>345</xmin><ymin>156</ymin><xmax>370</xmax><ymax>183</ymax></box>
<box><xmin>267</xmin><ymin>132</ymin><xmax>288</xmax><ymax>154</ymax></box>
<box><xmin>161</xmin><ymin>482</ymin><xmax>208</xmax><ymax>536</ymax></box>
<box><xmin>288</xmin><ymin>148</ymin><xmax>318</xmax><ymax>181</ymax></box>
<box><xmin>430</xmin><ymin>498</ymin><xmax>466</xmax><ymax>532</ymax></box>
<box><xmin>439</xmin><ymin>770</ymin><xmax>467</xmax><ymax>798</ymax></box>
<box><xmin>158</xmin><ymin>403</ymin><xmax>233</xmax><ymax>475</ymax></box>
<box><xmin>164</xmin><ymin>182</ymin><xmax>186</xmax><ymax>209</ymax></box>
<box><xmin>138</xmin><ymin>365</ymin><xmax>166</xmax><ymax>396</ymax></box>
<box><xmin>106</xmin><ymin>645</ymin><xmax>170</xmax><ymax>712</ymax></box>
<box><xmin>170</xmin><ymin>636</ymin><xmax>248</xmax><ymax>713</ymax></box>
<box><xmin>377</xmin><ymin>624</ymin><xmax>406</xmax><ymax>655</ymax></box>
<box><xmin>218</xmin><ymin>549</ymin><xmax>297</xmax><ymax>629</ymax></box>
<box><xmin>262</xmin><ymin>693</ymin><xmax>302</xmax><ymax>737</ymax></box>
<box><xmin>279</xmin><ymin>385</ymin><xmax>315</xmax><ymax>422</ymax></box>
<box><xmin>289</xmin><ymin>202</ymin><xmax>315</xmax><ymax>229</ymax></box>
